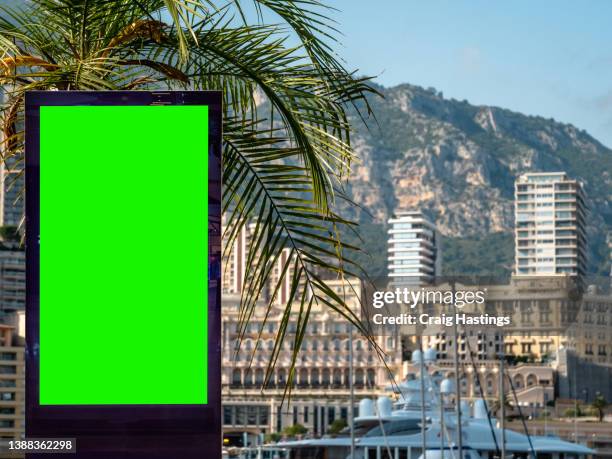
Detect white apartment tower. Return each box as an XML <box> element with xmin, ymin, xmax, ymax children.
<box><xmin>514</xmin><ymin>172</ymin><xmax>587</xmax><ymax>278</ymax></box>
<box><xmin>387</xmin><ymin>211</ymin><xmax>440</xmax><ymax>285</ymax></box>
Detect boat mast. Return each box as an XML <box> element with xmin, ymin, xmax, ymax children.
<box><xmin>451</xmin><ymin>281</ymin><xmax>463</xmax><ymax>459</ymax></box>
<box><xmin>440</xmin><ymin>378</ymin><xmax>456</xmax><ymax>459</ymax></box>
<box><xmin>349</xmin><ymin>324</ymin><xmax>355</xmax><ymax>459</ymax></box>
<box><xmin>419</xmin><ymin>339</ymin><xmax>427</xmax><ymax>459</ymax></box>
<box><xmin>440</xmin><ymin>390</ymin><xmax>445</xmax><ymax>457</ymax></box>
<box><xmin>499</xmin><ymin>331</ymin><xmax>506</xmax><ymax>459</ymax></box>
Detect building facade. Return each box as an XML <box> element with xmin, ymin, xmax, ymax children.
<box><xmin>555</xmin><ymin>346</ymin><xmax>612</xmax><ymax>404</ymax></box>
<box><xmin>221</xmin><ymin>279</ymin><xmax>403</xmax><ymax>445</ymax></box>
<box><xmin>221</xmin><ymin>218</ymin><xmax>292</xmax><ymax>305</ymax></box>
<box><xmin>221</xmin><ymin>218</ymin><xmax>254</xmax><ymax>296</ymax></box>
<box><xmin>403</xmin><ymin>360</ymin><xmax>555</xmax><ymax>411</ymax></box>
<box><xmin>514</xmin><ymin>172</ymin><xmax>587</xmax><ymax>279</ymax></box>
<box><xmin>0</xmin><ymin>250</ymin><xmax>25</xmax><ymax>319</ymax></box>
<box><xmin>413</xmin><ymin>277</ymin><xmax>611</xmax><ymax>365</ymax></box>
<box><xmin>0</xmin><ymin>150</ymin><xmax>23</xmax><ymax>229</ymax></box>
<box><xmin>488</xmin><ymin>277</ymin><xmax>610</xmax><ymax>365</ymax></box>
<box><xmin>387</xmin><ymin>211</ymin><xmax>440</xmax><ymax>286</ymax></box>
<box><xmin>0</xmin><ymin>324</ymin><xmax>24</xmax><ymax>443</ymax></box>
<box><xmin>398</xmin><ymin>274</ymin><xmax>611</xmax><ymax>414</ymax></box>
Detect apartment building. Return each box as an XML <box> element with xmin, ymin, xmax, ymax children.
<box><xmin>0</xmin><ymin>324</ymin><xmax>24</xmax><ymax>443</ymax></box>
<box><xmin>0</xmin><ymin>126</ymin><xmax>23</xmax><ymax>228</ymax></box>
<box><xmin>387</xmin><ymin>211</ymin><xmax>440</xmax><ymax>286</ymax></box>
<box><xmin>0</xmin><ymin>250</ymin><xmax>25</xmax><ymax>319</ymax></box>
<box><xmin>514</xmin><ymin>172</ymin><xmax>587</xmax><ymax>279</ymax></box>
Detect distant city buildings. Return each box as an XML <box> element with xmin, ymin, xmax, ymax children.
<box><xmin>416</xmin><ymin>276</ymin><xmax>611</xmax><ymax>366</ymax></box>
<box><xmin>389</xmin><ymin>178</ymin><xmax>611</xmax><ymax>408</ymax></box>
<box><xmin>0</xmin><ymin>130</ymin><xmax>23</xmax><ymax>228</ymax></box>
<box><xmin>402</xmin><ymin>276</ymin><xmax>612</xmax><ymax>409</ymax></box>
<box><xmin>387</xmin><ymin>211</ymin><xmax>440</xmax><ymax>286</ymax></box>
<box><xmin>221</xmin><ymin>216</ymin><xmax>292</xmax><ymax>305</ymax></box>
<box><xmin>220</xmin><ymin>215</ymin><xmax>403</xmax><ymax>444</ymax></box>
<box><xmin>0</xmin><ymin>173</ymin><xmax>602</xmax><ymax>445</ymax></box>
<box><xmin>221</xmin><ymin>279</ymin><xmax>402</xmax><ymax>444</ymax></box>
<box><xmin>514</xmin><ymin>172</ymin><xmax>587</xmax><ymax>279</ymax></box>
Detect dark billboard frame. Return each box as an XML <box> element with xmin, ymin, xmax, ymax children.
<box><xmin>25</xmin><ymin>91</ymin><xmax>222</xmax><ymax>458</ymax></box>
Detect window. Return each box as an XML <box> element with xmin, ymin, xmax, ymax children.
<box><xmin>393</xmin><ymin>232</ymin><xmax>417</xmax><ymax>240</ymax></box>
<box><xmin>259</xmin><ymin>406</ymin><xmax>269</xmax><ymax>425</ymax></box>
<box><xmin>236</xmin><ymin>406</ymin><xmax>246</xmax><ymax>425</ymax></box>
<box><xmin>540</xmin><ymin>343</ymin><xmax>551</xmax><ymax>354</ymax></box>
<box><xmin>328</xmin><ymin>407</ymin><xmax>336</xmax><ymax>425</ymax></box>
<box><xmin>521</xmin><ymin>310</ymin><xmax>533</xmax><ymax>324</ymax></box>
<box><xmin>367</xmin><ymin>369</ymin><xmax>376</xmax><ymax>386</ymax></box>
<box><xmin>223</xmin><ymin>406</ymin><xmax>233</xmax><ymax>425</ymax></box>
<box><xmin>230</xmin><ymin>369</ymin><xmax>240</xmax><ymax>386</ymax></box>
<box><xmin>598</xmin><ymin>345</ymin><xmax>607</xmax><ymax>356</ymax></box>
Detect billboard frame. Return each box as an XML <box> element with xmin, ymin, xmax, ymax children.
<box><xmin>25</xmin><ymin>90</ymin><xmax>222</xmax><ymax>458</ymax></box>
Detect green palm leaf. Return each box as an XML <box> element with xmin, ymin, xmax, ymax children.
<box><xmin>0</xmin><ymin>0</ymin><xmax>383</xmax><ymax>395</ymax></box>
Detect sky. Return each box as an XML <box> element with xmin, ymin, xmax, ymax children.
<box><xmin>325</xmin><ymin>0</ymin><xmax>612</xmax><ymax>148</ymax></box>
<box><xmin>4</xmin><ymin>1</ymin><xmax>611</xmax><ymax>147</ymax></box>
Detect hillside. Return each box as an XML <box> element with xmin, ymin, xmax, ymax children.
<box><xmin>343</xmin><ymin>83</ymin><xmax>612</xmax><ymax>278</ymax></box>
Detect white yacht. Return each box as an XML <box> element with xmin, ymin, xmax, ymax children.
<box><xmin>277</xmin><ymin>350</ymin><xmax>595</xmax><ymax>459</ymax></box>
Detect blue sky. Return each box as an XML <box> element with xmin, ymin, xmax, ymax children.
<box><xmin>326</xmin><ymin>0</ymin><xmax>612</xmax><ymax>147</ymax></box>
<box><xmin>4</xmin><ymin>1</ymin><xmax>611</xmax><ymax>147</ymax></box>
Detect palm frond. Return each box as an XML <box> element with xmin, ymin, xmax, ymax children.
<box><xmin>0</xmin><ymin>0</ymin><xmax>383</xmax><ymax>396</ymax></box>
<box><xmin>223</xmin><ymin>118</ymin><xmax>379</xmax><ymax>391</ymax></box>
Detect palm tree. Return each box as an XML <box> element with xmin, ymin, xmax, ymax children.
<box><xmin>0</xmin><ymin>0</ymin><xmax>377</xmax><ymax>391</ymax></box>
<box><xmin>591</xmin><ymin>394</ymin><xmax>608</xmax><ymax>422</ymax></box>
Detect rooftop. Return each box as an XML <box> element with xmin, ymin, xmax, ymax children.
<box><xmin>516</xmin><ymin>172</ymin><xmax>576</xmax><ymax>183</ymax></box>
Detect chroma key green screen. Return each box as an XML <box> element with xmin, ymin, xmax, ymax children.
<box><xmin>38</xmin><ymin>105</ymin><xmax>208</xmax><ymax>405</ymax></box>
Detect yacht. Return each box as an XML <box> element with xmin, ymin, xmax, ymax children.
<box><xmin>277</xmin><ymin>350</ymin><xmax>595</xmax><ymax>459</ymax></box>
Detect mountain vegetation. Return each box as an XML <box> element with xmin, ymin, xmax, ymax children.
<box><xmin>344</xmin><ymin>83</ymin><xmax>611</xmax><ymax>278</ymax></box>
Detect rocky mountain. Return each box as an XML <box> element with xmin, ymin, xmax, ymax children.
<box><xmin>343</xmin><ymin>83</ymin><xmax>612</xmax><ymax>278</ymax></box>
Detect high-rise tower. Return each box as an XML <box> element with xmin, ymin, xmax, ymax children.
<box><xmin>387</xmin><ymin>211</ymin><xmax>440</xmax><ymax>285</ymax></box>
<box><xmin>514</xmin><ymin>172</ymin><xmax>587</xmax><ymax>278</ymax></box>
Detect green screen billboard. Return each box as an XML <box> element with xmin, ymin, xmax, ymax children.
<box><xmin>38</xmin><ymin>105</ymin><xmax>209</xmax><ymax>405</ymax></box>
